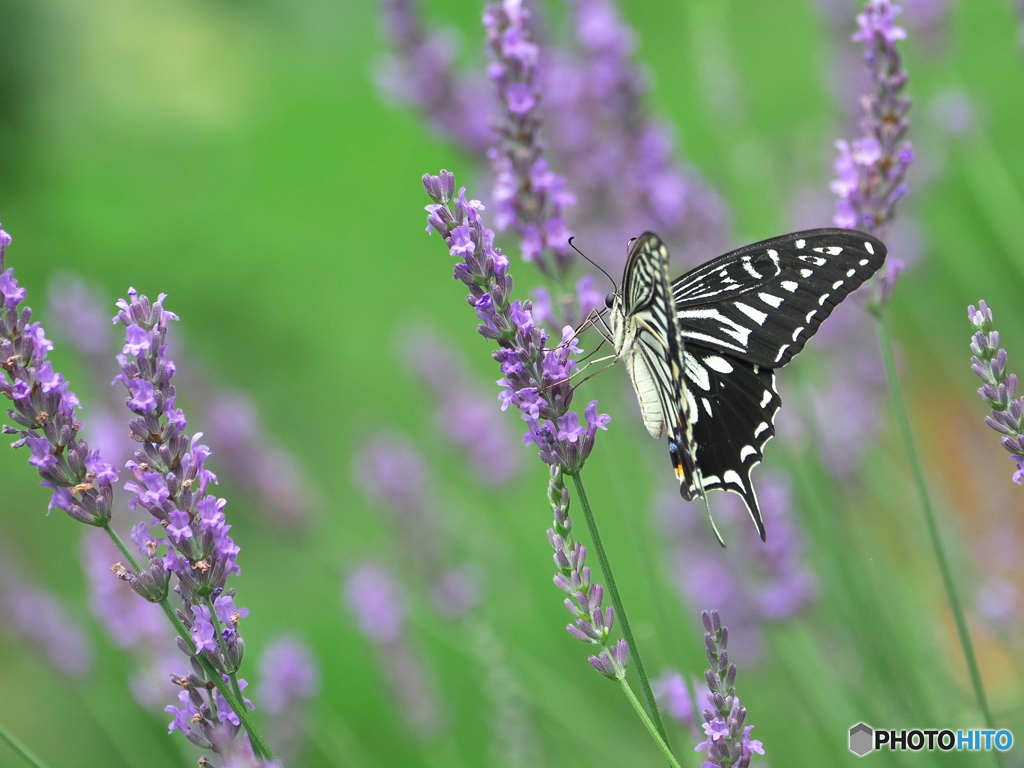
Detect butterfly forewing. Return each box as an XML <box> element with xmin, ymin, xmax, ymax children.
<box><xmin>672</xmin><ymin>229</ymin><xmax>887</xmax><ymax>368</ymax></box>
<box><xmin>612</xmin><ymin>229</ymin><xmax>886</xmax><ymax>541</ymax></box>
<box><xmin>614</xmin><ymin>234</ymin><xmax>699</xmax><ymax>490</ymax></box>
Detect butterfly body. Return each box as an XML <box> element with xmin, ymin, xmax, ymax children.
<box><xmin>606</xmin><ymin>229</ymin><xmax>887</xmax><ymax>540</ymax></box>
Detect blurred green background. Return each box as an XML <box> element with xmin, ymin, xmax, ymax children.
<box><xmin>1</xmin><ymin>0</ymin><xmax>1024</xmax><ymax>766</ymax></box>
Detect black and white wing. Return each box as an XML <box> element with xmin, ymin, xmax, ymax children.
<box><xmin>613</xmin><ymin>229</ymin><xmax>886</xmax><ymax>543</ymax></box>
<box><xmin>612</xmin><ymin>233</ymin><xmax>699</xmax><ymax>499</ymax></box>
<box><xmin>677</xmin><ymin>345</ymin><xmax>780</xmax><ymax>541</ymax></box>
<box><xmin>672</xmin><ymin>229</ymin><xmax>887</xmax><ymax>368</ymax></box>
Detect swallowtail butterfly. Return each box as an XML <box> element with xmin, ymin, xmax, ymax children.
<box><xmin>604</xmin><ymin>229</ymin><xmax>886</xmax><ymax>541</ymax></box>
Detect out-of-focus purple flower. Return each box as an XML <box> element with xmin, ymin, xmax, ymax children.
<box><xmin>375</xmin><ymin>0</ymin><xmax>493</xmax><ymax>154</ymax></box>
<box><xmin>423</xmin><ymin>170</ymin><xmax>609</xmax><ymax>472</ymax></box>
<box><xmin>831</xmin><ymin>0</ymin><xmax>913</xmax><ymax>257</ymax></box>
<box><xmin>975</xmin><ymin>576</ymin><xmax>1020</xmax><ymax>632</ymax></box>
<box><xmin>354</xmin><ymin>432</ymin><xmax>430</xmax><ymax>516</ymax></box>
<box><xmin>543</xmin><ymin>0</ymin><xmax>729</xmax><ymax>270</ymax></box>
<box><xmin>404</xmin><ymin>326</ymin><xmax>523</xmax><ymax>485</ymax></box>
<box><xmin>694</xmin><ymin>610</ymin><xmax>765</xmax><ymax>768</ymax></box>
<box><xmin>343</xmin><ymin>563</ymin><xmax>441</xmax><ymax>735</ymax></box>
<box><xmin>484</xmin><ymin>0</ymin><xmax>576</xmax><ymax>278</ymax></box>
<box><xmin>345</xmin><ymin>563</ymin><xmax>406</xmax><ymax>645</ymax></box>
<box><xmin>0</xmin><ymin>230</ymin><xmax>119</xmax><ymax>527</ymax></box>
<box><xmin>659</xmin><ymin>473</ymin><xmax>817</xmax><ymax>663</ymax></box>
<box><xmin>968</xmin><ymin>301</ymin><xmax>1024</xmax><ymax>485</ymax></box>
<box><xmin>257</xmin><ymin>636</ymin><xmax>319</xmax><ymax>765</ymax></box>
<box><xmin>0</xmin><ymin>549</ymin><xmax>93</xmax><ymax>677</ymax></box>
<box><xmin>547</xmin><ymin>465</ymin><xmax>629</xmax><ymax>678</ymax></box>
<box><xmin>81</xmin><ymin>534</ymin><xmax>181</xmax><ymax>707</ymax></box>
<box><xmin>202</xmin><ymin>391</ymin><xmax>314</xmax><ymax>528</ymax></box>
<box><xmin>653</xmin><ymin>671</ymin><xmax>698</xmax><ymax>729</ymax></box>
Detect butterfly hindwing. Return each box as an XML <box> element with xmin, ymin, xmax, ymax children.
<box><xmin>672</xmin><ymin>229</ymin><xmax>887</xmax><ymax>368</ymax></box>
<box><xmin>678</xmin><ymin>346</ymin><xmax>781</xmax><ymax>540</ymax></box>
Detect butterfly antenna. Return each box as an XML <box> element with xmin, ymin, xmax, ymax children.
<box><xmin>568</xmin><ymin>237</ymin><xmax>618</xmax><ymax>291</ymax></box>
<box><xmin>694</xmin><ymin>471</ymin><xmax>726</xmax><ymax>548</ymax></box>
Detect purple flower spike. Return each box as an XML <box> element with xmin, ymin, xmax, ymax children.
<box><xmin>547</xmin><ymin>465</ymin><xmax>629</xmax><ymax>678</ymax></box>
<box><xmin>968</xmin><ymin>301</ymin><xmax>1024</xmax><ymax>485</ymax></box>
<box><xmin>0</xmin><ymin>228</ymin><xmax>118</xmax><ymax>527</ymax></box>
<box><xmin>694</xmin><ymin>610</ymin><xmax>764</xmax><ymax>767</ymax></box>
<box><xmin>112</xmin><ymin>288</ymin><xmax>257</xmax><ymax>756</ymax></box>
<box><xmin>403</xmin><ymin>326</ymin><xmax>523</xmax><ymax>485</ymax></box>
<box><xmin>343</xmin><ymin>563</ymin><xmax>441</xmax><ymax>735</ymax></box>
<box><xmin>831</xmin><ymin>0</ymin><xmax>913</xmax><ymax>249</ymax></box>
<box><xmin>376</xmin><ymin>0</ymin><xmax>493</xmax><ymax>155</ymax></box>
<box><xmin>484</xmin><ymin>0</ymin><xmax>576</xmax><ymax>278</ymax></box>
<box><xmin>423</xmin><ymin>170</ymin><xmax>609</xmax><ymax>472</ymax></box>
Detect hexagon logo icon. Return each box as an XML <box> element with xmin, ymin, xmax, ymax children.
<box><xmin>849</xmin><ymin>722</ymin><xmax>874</xmax><ymax>756</ymax></box>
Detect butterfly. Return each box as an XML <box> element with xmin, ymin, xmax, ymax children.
<box><xmin>603</xmin><ymin>229</ymin><xmax>887</xmax><ymax>541</ymax></box>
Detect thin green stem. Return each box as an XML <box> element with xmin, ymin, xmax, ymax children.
<box><xmin>0</xmin><ymin>720</ymin><xmax>49</xmax><ymax>768</ymax></box>
<box><xmin>618</xmin><ymin>679</ymin><xmax>682</xmax><ymax>768</ymax></box>
<box><xmin>101</xmin><ymin>526</ymin><xmax>277</xmax><ymax>762</ymax></box>
<box><xmin>875</xmin><ymin>314</ymin><xmax>998</xmax><ymax>741</ymax></box>
<box><xmin>569</xmin><ymin>472</ymin><xmax>672</xmax><ymax>754</ymax></box>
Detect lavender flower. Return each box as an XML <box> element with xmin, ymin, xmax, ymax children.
<box><xmin>403</xmin><ymin>326</ymin><xmax>522</xmax><ymax>485</ymax></box>
<box><xmin>653</xmin><ymin>671</ymin><xmax>698</xmax><ymax>729</ymax></box>
<box><xmin>375</xmin><ymin>0</ymin><xmax>493</xmax><ymax>154</ymax></box>
<box><xmin>660</xmin><ymin>473</ymin><xmax>816</xmax><ymax>662</ymax></box>
<box><xmin>0</xmin><ymin>546</ymin><xmax>93</xmax><ymax>677</ymax></box>
<box><xmin>47</xmin><ymin>274</ymin><xmax>314</xmax><ymax>529</ymax></box>
<box><xmin>354</xmin><ymin>432</ymin><xmax>481</xmax><ymax>618</ymax></box>
<box><xmin>112</xmin><ymin>288</ymin><xmax>255</xmax><ymax>753</ymax></box>
<box><xmin>968</xmin><ymin>301</ymin><xmax>1024</xmax><ymax>484</ymax></box>
<box><xmin>344</xmin><ymin>563</ymin><xmax>441</xmax><ymax>735</ymax></box>
<box><xmin>546</xmin><ymin>0</ymin><xmax>729</xmax><ymax>268</ymax></box>
<box><xmin>423</xmin><ymin>169</ymin><xmax>609</xmax><ymax>472</ymax></box>
<box><xmin>258</xmin><ymin>636</ymin><xmax>319</xmax><ymax>764</ymax></box>
<box><xmin>548</xmin><ymin>465</ymin><xmax>629</xmax><ymax>678</ymax></box>
<box><xmin>485</xmin><ymin>0</ymin><xmax>575</xmax><ymax>278</ymax></box>
<box><xmin>81</xmin><ymin>534</ymin><xmax>179</xmax><ymax>707</ymax></box>
<box><xmin>831</xmin><ymin>0</ymin><xmax>913</xmax><ymax>260</ymax></box>
<box><xmin>695</xmin><ymin>611</ymin><xmax>764</xmax><ymax>768</ymax></box>
<box><xmin>0</xmin><ymin>229</ymin><xmax>119</xmax><ymax>528</ymax></box>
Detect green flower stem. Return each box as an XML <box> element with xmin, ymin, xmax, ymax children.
<box><xmin>102</xmin><ymin>526</ymin><xmax>277</xmax><ymax>763</ymax></box>
<box><xmin>0</xmin><ymin>719</ymin><xmax>49</xmax><ymax>768</ymax></box>
<box><xmin>618</xmin><ymin>678</ymin><xmax>682</xmax><ymax>768</ymax></box>
<box><xmin>875</xmin><ymin>313</ymin><xmax>997</xmax><ymax>744</ymax></box>
<box><xmin>569</xmin><ymin>472</ymin><xmax>672</xmax><ymax>755</ymax></box>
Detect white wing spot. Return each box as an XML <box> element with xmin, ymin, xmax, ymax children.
<box><xmin>832</xmin><ymin>280</ymin><xmax>844</xmax><ymax>290</ymax></box>
<box><xmin>827</xmin><ymin>246</ymin><xmax>843</xmax><ymax>255</ymax></box>
<box><xmin>864</xmin><ymin>241</ymin><xmax>875</xmax><ymax>255</ymax></box>
<box><xmin>760</xmin><ymin>390</ymin><xmax>772</xmax><ymax>408</ymax></box>
<box><xmin>702</xmin><ymin>397</ymin><xmax>713</xmax><ymax>416</ymax></box>
<box><xmin>805</xmin><ymin>310</ymin><xmax>817</xmax><ymax>323</ymax></box>
<box><xmin>791</xmin><ymin>326</ymin><xmax>804</xmax><ymax>341</ymax></box>
<box><xmin>704</xmin><ymin>356</ymin><xmax>734</xmax><ymax>374</ymax></box>
<box><xmin>795</xmin><ymin>239</ymin><xmax>806</xmax><ymax>249</ymax></box>
<box><xmin>818</xmin><ymin>293</ymin><xmax>830</xmax><ymax>306</ymax></box>
<box><xmin>859</xmin><ymin>258</ymin><xmax>869</xmax><ymax>266</ymax></box>
<box><xmin>753</xmin><ymin>365</ymin><xmax>760</xmax><ymax>374</ymax></box>
<box><xmin>740</xmin><ymin>445</ymin><xmax>757</xmax><ymax>461</ymax></box>
<box><xmin>775</xmin><ymin>344</ymin><xmax>790</xmax><ymax>363</ymax></box>
<box><xmin>702</xmin><ymin>474</ymin><xmax>720</xmax><ymax>487</ymax></box>
<box><xmin>800</xmin><ymin>268</ymin><xmax>813</xmax><ymax>278</ymax></box>
<box><xmin>799</xmin><ymin>255</ymin><xmax>827</xmax><ymax>266</ymax></box>
<box><xmin>781</xmin><ymin>280</ymin><xmax>798</xmax><ymax>293</ymax></box>
<box><xmin>758</xmin><ymin>292</ymin><xmax>784</xmax><ymax>308</ymax></box>
<box><xmin>682</xmin><ymin>351</ymin><xmax>711</xmax><ymax>392</ymax></box>
<box><xmin>754</xmin><ymin>422</ymin><xmax>770</xmax><ymax>437</ymax></box>
<box><xmin>723</xmin><ymin>470</ymin><xmax>745</xmax><ymax>490</ymax></box>
<box><xmin>734</xmin><ymin>302</ymin><xmax>768</xmax><ymax>325</ymax></box>
<box><xmin>846</xmin><ymin>268</ymin><xmax>856</xmax><ymax>277</ymax></box>
<box><xmin>742</xmin><ymin>258</ymin><xmax>762</xmax><ymax>279</ymax></box>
